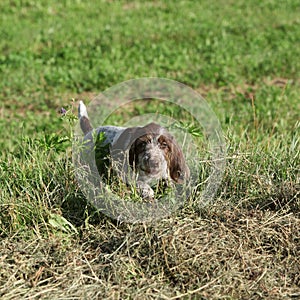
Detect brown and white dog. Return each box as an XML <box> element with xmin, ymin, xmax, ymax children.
<box><xmin>78</xmin><ymin>101</ymin><xmax>190</xmax><ymax>199</ymax></box>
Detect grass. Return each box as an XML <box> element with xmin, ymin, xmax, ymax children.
<box><xmin>0</xmin><ymin>0</ymin><xmax>299</xmax><ymax>299</ymax></box>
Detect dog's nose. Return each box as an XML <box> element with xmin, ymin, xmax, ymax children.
<box><xmin>149</xmin><ymin>159</ymin><xmax>159</xmax><ymax>168</ymax></box>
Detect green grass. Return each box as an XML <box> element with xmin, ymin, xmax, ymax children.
<box><xmin>0</xmin><ymin>0</ymin><xmax>299</xmax><ymax>299</ymax></box>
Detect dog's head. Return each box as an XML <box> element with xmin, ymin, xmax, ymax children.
<box><xmin>116</xmin><ymin>123</ymin><xmax>189</xmax><ymax>183</ymax></box>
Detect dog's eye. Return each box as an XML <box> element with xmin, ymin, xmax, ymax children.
<box><xmin>160</xmin><ymin>142</ymin><xmax>168</xmax><ymax>149</ymax></box>
<box><xmin>177</xmin><ymin>170</ymin><xmax>184</xmax><ymax>180</ymax></box>
<box><xmin>137</xmin><ymin>141</ymin><xmax>147</xmax><ymax>149</ymax></box>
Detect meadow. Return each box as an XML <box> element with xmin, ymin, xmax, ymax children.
<box><xmin>0</xmin><ymin>0</ymin><xmax>299</xmax><ymax>299</ymax></box>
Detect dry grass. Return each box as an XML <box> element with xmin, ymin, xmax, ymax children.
<box><xmin>1</xmin><ymin>204</ymin><xmax>299</xmax><ymax>299</ymax></box>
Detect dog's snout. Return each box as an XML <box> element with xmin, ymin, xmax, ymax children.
<box><xmin>149</xmin><ymin>159</ymin><xmax>159</xmax><ymax>168</ymax></box>
<box><xmin>142</xmin><ymin>155</ymin><xmax>160</xmax><ymax>169</ymax></box>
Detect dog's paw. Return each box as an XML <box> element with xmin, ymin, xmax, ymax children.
<box><xmin>136</xmin><ymin>181</ymin><xmax>155</xmax><ymax>201</ymax></box>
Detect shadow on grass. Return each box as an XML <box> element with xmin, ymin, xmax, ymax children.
<box><xmin>60</xmin><ymin>192</ymin><xmax>120</xmax><ymax>228</ymax></box>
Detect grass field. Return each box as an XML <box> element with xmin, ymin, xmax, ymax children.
<box><xmin>0</xmin><ymin>0</ymin><xmax>299</xmax><ymax>299</ymax></box>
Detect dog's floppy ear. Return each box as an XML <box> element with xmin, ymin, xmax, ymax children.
<box><xmin>128</xmin><ymin>135</ymin><xmax>137</xmax><ymax>167</ymax></box>
<box><xmin>166</xmin><ymin>134</ymin><xmax>190</xmax><ymax>183</ymax></box>
<box><xmin>110</xmin><ymin>127</ymin><xmax>140</xmax><ymax>181</ymax></box>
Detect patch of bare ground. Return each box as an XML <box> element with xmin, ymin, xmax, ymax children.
<box><xmin>196</xmin><ymin>77</ymin><xmax>299</xmax><ymax>99</ymax></box>
<box><xmin>2</xmin><ymin>77</ymin><xmax>297</xmax><ymax>119</ymax></box>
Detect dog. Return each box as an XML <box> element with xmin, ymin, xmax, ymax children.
<box><xmin>78</xmin><ymin>101</ymin><xmax>190</xmax><ymax>200</ymax></box>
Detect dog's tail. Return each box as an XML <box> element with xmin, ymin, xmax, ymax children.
<box><xmin>78</xmin><ymin>100</ymin><xmax>93</xmax><ymax>134</ymax></box>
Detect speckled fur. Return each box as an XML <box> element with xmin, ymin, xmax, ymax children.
<box><xmin>78</xmin><ymin>101</ymin><xmax>189</xmax><ymax>200</ymax></box>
